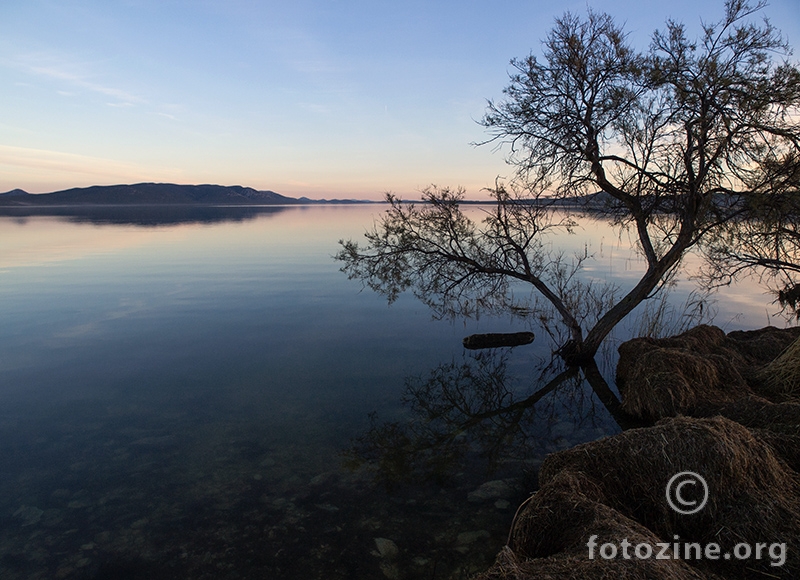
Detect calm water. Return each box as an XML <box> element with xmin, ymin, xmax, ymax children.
<box><xmin>0</xmin><ymin>205</ymin><xmax>787</xmax><ymax>579</ymax></box>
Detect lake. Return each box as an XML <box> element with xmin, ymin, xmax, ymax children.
<box><xmin>0</xmin><ymin>204</ymin><xmax>788</xmax><ymax>580</ymax></box>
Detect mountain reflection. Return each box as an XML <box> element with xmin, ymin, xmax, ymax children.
<box><xmin>0</xmin><ymin>205</ymin><xmax>294</xmax><ymax>226</ymax></box>
<box><xmin>345</xmin><ymin>350</ymin><xmax>639</xmax><ymax>488</ymax></box>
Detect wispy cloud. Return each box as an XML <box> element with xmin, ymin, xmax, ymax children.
<box><xmin>7</xmin><ymin>51</ymin><xmax>146</xmax><ymax>106</ymax></box>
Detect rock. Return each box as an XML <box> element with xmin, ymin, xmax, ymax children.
<box><xmin>130</xmin><ymin>435</ymin><xmax>175</xmax><ymax>448</ymax></box>
<box><xmin>379</xmin><ymin>561</ymin><xmax>401</xmax><ymax>580</ymax></box>
<box><xmin>373</xmin><ymin>537</ymin><xmax>399</xmax><ymax>560</ymax></box>
<box><xmin>314</xmin><ymin>503</ymin><xmax>339</xmax><ymax>512</ymax></box>
<box><xmin>457</xmin><ymin>530</ymin><xmax>490</xmax><ymax>545</ymax></box>
<box><xmin>494</xmin><ymin>499</ymin><xmax>510</xmax><ymax>510</ymax></box>
<box><xmin>467</xmin><ymin>479</ymin><xmax>514</xmax><ymax>502</ymax></box>
<box><xmin>13</xmin><ymin>505</ymin><xmax>43</xmax><ymax>526</ymax></box>
<box><xmin>413</xmin><ymin>557</ymin><xmax>430</xmax><ymax>566</ymax></box>
<box><xmin>309</xmin><ymin>471</ymin><xmax>340</xmax><ymax>487</ymax></box>
<box><xmin>130</xmin><ymin>518</ymin><xmax>149</xmax><ymax>529</ymax></box>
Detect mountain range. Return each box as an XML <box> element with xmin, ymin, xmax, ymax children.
<box><xmin>0</xmin><ymin>183</ymin><xmax>367</xmax><ymax>206</ymax></box>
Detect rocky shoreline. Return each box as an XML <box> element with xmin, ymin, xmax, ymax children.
<box><xmin>478</xmin><ymin>325</ymin><xmax>800</xmax><ymax>580</ymax></box>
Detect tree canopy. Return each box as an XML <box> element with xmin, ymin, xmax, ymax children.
<box><xmin>338</xmin><ymin>0</ymin><xmax>800</xmax><ymax>364</ymax></box>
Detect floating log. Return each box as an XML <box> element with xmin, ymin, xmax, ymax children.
<box><xmin>462</xmin><ymin>331</ymin><xmax>535</xmax><ymax>350</ymax></box>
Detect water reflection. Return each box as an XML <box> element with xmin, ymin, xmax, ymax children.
<box><xmin>0</xmin><ymin>205</ymin><xmax>295</xmax><ymax>226</ymax></box>
<box><xmin>0</xmin><ymin>206</ymin><xmax>792</xmax><ymax>580</ymax></box>
<box><xmin>346</xmin><ymin>347</ymin><xmax>640</xmax><ymax>490</ymax></box>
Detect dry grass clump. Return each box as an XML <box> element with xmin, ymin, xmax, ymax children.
<box><xmin>619</xmin><ymin>348</ymin><xmax>752</xmax><ymax>419</ymax></box>
<box><xmin>616</xmin><ymin>326</ymin><xmax>730</xmax><ymax>385</ymax></box>
<box><xmin>478</xmin><ymin>416</ymin><xmax>800</xmax><ymax>580</ymax></box>
<box><xmin>477</xmin><ymin>327</ymin><xmax>800</xmax><ymax>579</ymax></box>
<box><xmin>726</xmin><ymin>326</ymin><xmax>800</xmax><ymax>367</ymax></box>
<box><xmin>617</xmin><ymin>326</ymin><xmax>752</xmax><ymax>420</ymax></box>
<box><xmin>616</xmin><ymin>325</ymin><xmax>800</xmax><ymax>420</ymax></box>
<box><xmin>655</xmin><ymin>325</ymin><xmax>729</xmax><ymax>354</ymax></box>
<box><xmin>538</xmin><ymin>417</ymin><xmax>800</xmax><ymax>546</ymax></box>
<box><xmin>756</xmin><ymin>336</ymin><xmax>800</xmax><ymax>397</ymax></box>
<box><xmin>478</xmin><ymin>468</ymin><xmax>721</xmax><ymax>579</ymax></box>
<box><xmin>694</xmin><ymin>396</ymin><xmax>800</xmax><ymax>472</ymax></box>
<box><xmin>696</xmin><ymin>396</ymin><xmax>800</xmax><ymax>434</ymax></box>
<box><xmin>478</xmin><ymin>544</ymin><xmax>720</xmax><ymax>580</ymax></box>
<box><xmin>477</xmin><ymin>481</ymin><xmax>719</xmax><ymax>579</ymax></box>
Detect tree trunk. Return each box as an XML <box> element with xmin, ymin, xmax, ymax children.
<box><xmin>560</xmin><ymin>242</ymin><xmax>690</xmax><ymax>365</ymax></box>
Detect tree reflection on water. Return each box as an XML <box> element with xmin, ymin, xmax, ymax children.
<box><xmin>345</xmin><ymin>347</ymin><xmax>643</xmax><ymax>488</ymax></box>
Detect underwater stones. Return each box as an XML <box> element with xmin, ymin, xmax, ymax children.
<box><xmin>373</xmin><ymin>538</ymin><xmax>401</xmax><ymax>580</ymax></box>
<box><xmin>549</xmin><ymin>421</ymin><xmax>574</xmax><ymax>439</ymax></box>
<box><xmin>308</xmin><ymin>470</ymin><xmax>340</xmax><ymax>488</ymax></box>
<box><xmin>12</xmin><ymin>505</ymin><xmax>43</xmax><ymax>526</ymax></box>
<box><xmin>314</xmin><ymin>503</ymin><xmax>339</xmax><ymax>513</ymax></box>
<box><xmin>457</xmin><ymin>530</ymin><xmax>491</xmax><ymax>545</ymax></box>
<box><xmin>468</xmin><ymin>479</ymin><xmax>515</xmax><ymax>503</ymax></box>
<box><xmin>494</xmin><ymin>499</ymin><xmax>511</xmax><ymax>510</ymax></box>
<box><xmin>373</xmin><ymin>537</ymin><xmax>399</xmax><ymax>559</ymax></box>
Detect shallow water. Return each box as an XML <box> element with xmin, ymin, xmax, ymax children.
<box><xmin>0</xmin><ymin>205</ymin><xmax>788</xmax><ymax>579</ymax></box>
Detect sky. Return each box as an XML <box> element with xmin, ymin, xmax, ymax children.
<box><xmin>1</xmin><ymin>0</ymin><xmax>798</xmax><ymax>200</ymax></box>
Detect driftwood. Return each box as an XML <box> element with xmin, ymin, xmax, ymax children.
<box><xmin>462</xmin><ymin>332</ymin><xmax>535</xmax><ymax>350</ymax></box>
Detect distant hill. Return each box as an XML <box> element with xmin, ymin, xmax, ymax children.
<box><xmin>0</xmin><ymin>183</ymin><xmax>368</xmax><ymax>206</ymax></box>
<box><xmin>1</xmin><ymin>188</ymin><xmax>30</xmax><ymax>197</ymax></box>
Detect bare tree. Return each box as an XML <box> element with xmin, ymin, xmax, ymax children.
<box><xmin>338</xmin><ymin>1</ymin><xmax>800</xmax><ymax>364</ymax></box>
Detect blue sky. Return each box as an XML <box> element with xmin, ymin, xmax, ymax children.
<box><xmin>1</xmin><ymin>1</ymin><xmax>798</xmax><ymax>199</ymax></box>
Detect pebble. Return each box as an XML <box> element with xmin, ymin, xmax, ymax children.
<box><xmin>467</xmin><ymin>480</ymin><xmax>514</xmax><ymax>503</ymax></box>
<box><xmin>457</xmin><ymin>530</ymin><xmax>490</xmax><ymax>545</ymax></box>
<box><xmin>373</xmin><ymin>537</ymin><xmax>399</xmax><ymax>560</ymax></box>
<box><xmin>379</xmin><ymin>561</ymin><xmax>401</xmax><ymax>580</ymax></box>
<box><xmin>13</xmin><ymin>505</ymin><xmax>44</xmax><ymax>526</ymax></box>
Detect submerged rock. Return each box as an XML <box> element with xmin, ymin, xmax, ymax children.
<box><xmin>468</xmin><ymin>480</ymin><xmax>515</xmax><ymax>503</ymax></box>
<box><xmin>13</xmin><ymin>505</ymin><xmax>43</xmax><ymax>526</ymax></box>
<box><xmin>457</xmin><ymin>530</ymin><xmax>490</xmax><ymax>546</ymax></box>
<box><xmin>373</xmin><ymin>537</ymin><xmax>399</xmax><ymax>560</ymax></box>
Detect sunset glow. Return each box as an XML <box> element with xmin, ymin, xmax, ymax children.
<box><xmin>2</xmin><ymin>0</ymin><xmax>797</xmax><ymax>199</ymax></box>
